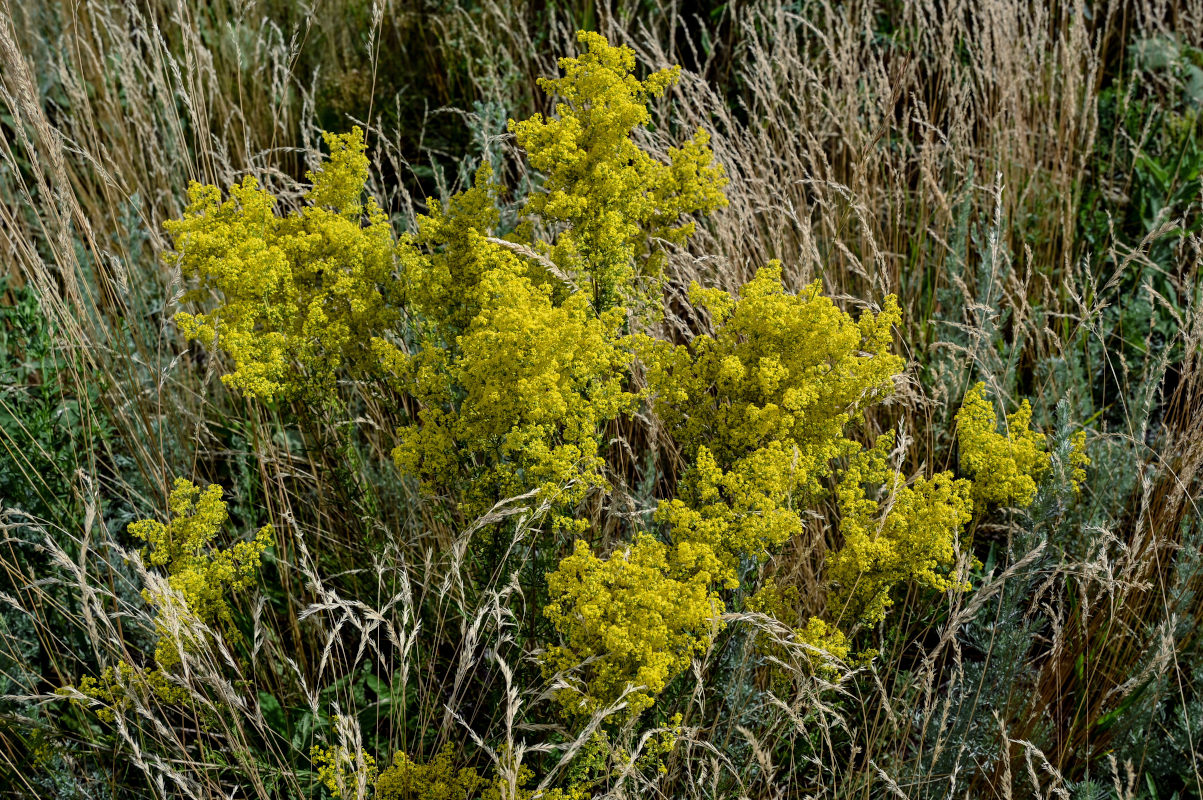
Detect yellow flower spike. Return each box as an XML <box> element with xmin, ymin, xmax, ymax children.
<box><xmin>1068</xmin><ymin>429</ymin><xmax>1091</xmax><ymax>491</ymax></box>
<box><xmin>511</xmin><ymin>30</ymin><xmax>727</xmax><ymax>312</ymax></box>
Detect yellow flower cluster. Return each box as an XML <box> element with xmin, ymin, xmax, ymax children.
<box><xmin>395</xmin><ymin>164</ymin><xmax>509</xmax><ymax>340</ymax></box>
<box><xmin>955</xmin><ymin>382</ymin><xmax>1051</xmax><ymax>508</ymax></box>
<box><xmin>1068</xmin><ymin>430</ymin><xmax>1090</xmax><ymax>489</ymax></box>
<box><xmin>161</xmin><ymin>29</ymin><xmax>1092</xmax><ymax>743</ymax></box>
<box><xmin>639</xmin><ymin>263</ymin><xmax>903</xmax><ymax>475</ymax></box>
<box><xmin>654</xmin><ymin>443</ymin><xmax>808</xmax><ymax>590</ymax></box>
<box><xmin>63</xmin><ymin>478</ymin><xmax>271</xmax><ymax>720</ymax></box>
<box><xmin>511</xmin><ymin>30</ymin><xmax>727</xmax><ymax>312</ymax></box>
<box><xmin>165</xmin><ymin>32</ymin><xmax>731</xmax><ymax>727</ymax></box>
<box><xmin>166</xmin><ymin>33</ymin><xmax>726</xmax><ymax>525</ymax></box>
<box><xmin>543</xmin><ymin>535</ymin><xmax>718</xmax><ymax>720</ymax></box>
<box><xmin>313</xmin><ymin>743</ymin><xmax>592</xmax><ymax>800</ymax></box>
<box><xmin>826</xmin><ymin>434</ymin><xmax>974</xmax><ymax>624</ymax></box>
<box><xmin>312</xmin><ymin>745</ymin><xmax>379</xmax><ymax>799</ymax></box>
<box><xmin>167</xmin><ymin>127</ymin><xmax>403</xmax><ymax>400</ymax></box>
<box><xmin>545</xmin><ymin>264</ymin><xmax>904</xmax><ymax>716</ymax></box>
<box><xmin>71</xmin><ymin>661</ymin><xmax>187</xmax><ymax>723</ymax></box>
<box><xmin>389</xmin><ymin>31</ymin><xmax>725</xmax><ymax>515</ymax></box>
<box><xmin>130</xmin><ymin>479</ymin><xmax>272</xmax><ymax>648</ymax></box>
<box><xmin>745</xmin><ymin>580</ymin><xmax>851</xmax><ymax>665</ymax></box>
<box><xmin>392</xmin><ymin>235</ymin><xmax>639</xmax><ymax>516</ymax></box>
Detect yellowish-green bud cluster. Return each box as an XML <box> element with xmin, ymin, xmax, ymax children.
<box><xmin>312</xmin><ymin>745</ymin><xmax>379</xmax><ymax>799</ymax></box>
<box><xmin>130</xmin><ymin>478</ymin><xmax>272</xmax><ymax>645</ymax></box>
<box><xmin>374</xmin><ymin>745</ymin><xmax>484</xmax><ymax>800</ymax></box>
<box><xmin>313</xmin><ymin>743</ymin><xmax>592</xmax><ymax>800</ymax></box>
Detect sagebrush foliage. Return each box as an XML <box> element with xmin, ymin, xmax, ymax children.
<box><xmin>155</xmin><ymin>28</ymin><xmax>1089</xmax><ymax>796</ymax></box>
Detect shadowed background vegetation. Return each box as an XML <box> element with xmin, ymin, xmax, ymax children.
<box><xmin>1</xmin><ymin>0</ymin><xmax>1202</xmax><ymax>798</ymax></box>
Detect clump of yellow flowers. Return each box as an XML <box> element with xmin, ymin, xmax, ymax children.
<box><xmin>955</xmin><ymin>381</ymin><xmax>1088</xmax><ymax>508</ymax></box>
<box><xmin>391</xmin><ymin>225</ymin><xmax>640</xmax><ymax>517</ymax></box>
<box><xmin>543</xmin><ymin>535</ymin><xmax>719</xmax><ymax>719</ymax></box>
<box><xmin>955</xmin><ymin>382</ymin><xmax>1050</xmax><ymax>507</ymax></box>
<box><xmin>165</xmin><ymin>28</ymin><xmax>1089</xmax><ymax>763</ymax></box>
<box><xmin>511</xmin><ymin>31</ymin><xmax>728</xmax><ymax>313</ymax></box>
<box><xmin>540</xmin><ymin>263</ymin><xmax>904</xmax><ymax>718</ymax></box>
<box><xmin>65</xmin><ymin>479</ymin><xmax>271</xmax><ymax>719</ymax></box>
<box><xmin>314</xmin><ymin>742</ymin><xmax>596</xmax><ymax>800</ymax></box>
<box><xmin>167</xmin><ymin>127</ymin><xmax>403</xmax><ymax>401</ymax></box>
<box><xmin>826</xmin><ymin>433</ymin><xmax>974</xmax><ymax>625</ymax></box>
<box><xmin>130</xmin><ymin>479</ymin><xmax>272</xmax><ymax>647</ymax></box>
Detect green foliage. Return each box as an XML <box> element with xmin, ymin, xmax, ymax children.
<box><xmin>0</xmin><ymin>279</ymin><xmax>97</xmax><ymax>522</ymax></box>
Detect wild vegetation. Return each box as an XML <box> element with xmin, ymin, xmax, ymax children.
<box><xmin>1</xmin><ymin>1</ymin><xmax>1201</xmax><ymax>799</ymax></box>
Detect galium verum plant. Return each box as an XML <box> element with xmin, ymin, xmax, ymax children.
<box><xmin>151</xmin><ymin>27</ymin><xmax>1089</xmax><ymax>792</ymax></box>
